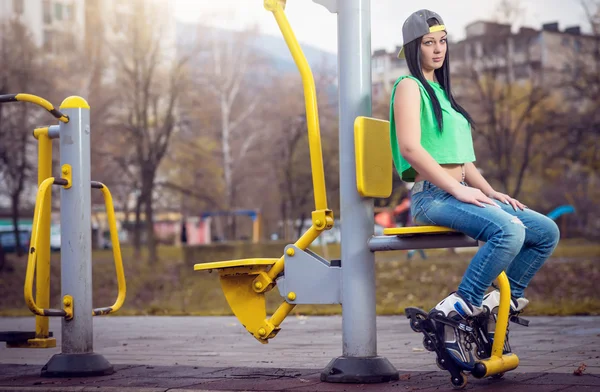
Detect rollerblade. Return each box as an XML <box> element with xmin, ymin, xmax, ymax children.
<box><xmin>479</xmin><ymin>289</ymin><xmax>530</xmax><ymax>357</ymax></box>
<box><xmin>405</xmin><ymin>292</ymin><xmax>487</xmax><ymax>389</ymax></box>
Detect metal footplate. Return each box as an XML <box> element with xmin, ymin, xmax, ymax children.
<box><xmin>0</xmin><ymin>331</ymin><xmax>56</xmax><ymax>348</ymax></box>
<box><xmin>277</xmin><ymin>245</ymin><xmax>341</xmax><ymax>304</ymax></box>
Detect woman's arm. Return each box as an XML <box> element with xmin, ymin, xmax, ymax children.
<box><xmin>464</xmin><ymin>162</ymin><xmax>494</xmax><ymax>196</ymax></box>
<box><xmin>465</xmin><ymin>162</ymin><xmax>526</xmax><ymax>210</ymax></box>
<box><xmin>394</xmin><ymin>79</ymin><xmax>496</xmax><ymax>208</ymax></box>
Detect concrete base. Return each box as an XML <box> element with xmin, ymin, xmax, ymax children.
<box><xmin>321</xmin><ymin>356</ymin><xmax>399</xmax><ymax>383</ymax></box>
<box><xmin>41</xmin><ymin>353</ymin><xmax>114</xmax><ymax>378</ymax></box>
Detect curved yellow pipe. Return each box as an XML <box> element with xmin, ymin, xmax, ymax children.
<box><xmin>0</xmin><ymin>94</ymin><xmax>70</xmax><ymax>123</ymax></box>
<box><xmin>492</xmin><ymin>272</ymin><xmax>511</xmax><ymax>358</ymax></box>
<box><xmin>92</xmin><ymin>183</ymin><xmax>126</xmax><ymax>316</ymax></box>
<box><xmin>24</xmin><ymin>177</ymin><xmax>67</xmax><ymax>317</ymax></box>
<box><xmin>266</xmin><ymin>1</ymin><xmax>328</xmax><ymax>212</ymax></box>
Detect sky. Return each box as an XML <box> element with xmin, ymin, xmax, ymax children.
<box><xmin>173</xmin><ymin>0</ymin><xmax>590</xmax><ymax>54</ymax></box>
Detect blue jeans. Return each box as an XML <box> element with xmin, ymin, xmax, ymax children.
<box><xmin>410</xmin><ymin>181</ymin><xmax>560</xmax><ymax>307</ymax></box>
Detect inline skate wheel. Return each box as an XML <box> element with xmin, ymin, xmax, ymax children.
<box><xmin>410</xmin><ymin>314</ymin><xmax>426</xmax><ymax>333</ymax></box>
<box><xmin>423</xmin><ymin>336</ymin><xmax>435</xmax><ymax>351</ymax></box>
<box><xmin>436</xmin><ymin>357</ymin><xmax>446</xmax><ymax>370</ymax></box>
<box><xmin>451</xmin><ymin>373</ymin><xmax>468</xmax><ymax>389</ymax></box>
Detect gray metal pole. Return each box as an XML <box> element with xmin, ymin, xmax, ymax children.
<box><xmin>317</xmin><ymin>0</ymin><xmax>398</xmax><ymax>383</ymax></box>
<box><xmin>42</xmin><ymin>97</ymin><xmax>113</xmax><ymax>377</ymax></box>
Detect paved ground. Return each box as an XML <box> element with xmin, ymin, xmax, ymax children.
<box><xmin>1</xmin><ymin>316</ymin><xmax>599</xmax><ymax>391</ymax></box>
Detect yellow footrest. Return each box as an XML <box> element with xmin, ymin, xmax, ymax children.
<box><xmin>194</xmin><ymin>258</ymin><xmax>278</xmax><ymax>272</ymax></box>
<box><xmin>194</xmin><ymin>258</ymin><xmax>279</xmax><ymax>344</ymax></box>
<box><xmin>383</xmin><ymin>226</ymin><xmax>456</xmax><ymax>236</ymax></box>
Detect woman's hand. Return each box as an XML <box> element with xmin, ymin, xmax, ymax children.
<box><xmin>451</xmin><ymin>185</ymin><xmax>500</xmax><ymax>208</ymax></box>
<box><xmin>488</xmin><ymin>190</ymin><xmax>527</xmax><ymax>211</ymax></box>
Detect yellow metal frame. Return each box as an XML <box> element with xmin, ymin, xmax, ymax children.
<box><xmin>383</xmin><ymin>226</ymin><xmax>456</xmax><ymax>236</ymax></box>
<box><xmin>25</xmin><ymin>177</ymin><xmax>70</xmax><ymax>319</ymax></box>
<box><xmin>18</xmin><ymin>127</ymin><xmax>58</xmax><ymax>348</ymax></box>
<box><xmin>474</xmin><ymin>272</ymin><xmax>520</xmax><ymax>377</ymax></box>
<box><xmin>92</xmin><ymin>183</ymin><xmax>126</xmax><ymax>316</ymax></box>
<box><xmin>193</xmin><ymin>0</ymin><xmax>336</xmax><ymax>344</ymax></box>
<box><xmin>12</xmin><ymin>94</ymin><xmax>69</xmax><ymax>123</ymax></box>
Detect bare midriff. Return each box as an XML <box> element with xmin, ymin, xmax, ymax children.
<box><xmin>414</xmin><ymin>163</ymin><xmax>466</xmax><ymax>184</ymax></box>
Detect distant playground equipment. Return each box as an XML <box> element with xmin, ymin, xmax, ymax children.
<box><xmin>0</xmin><ymin>94</ymin><xmax>126</xmax><ymax>377</ymax></box>
<box><xmin>193</xmin><ymin>0</ymin><xmax>523</xmax><ymax>388</ymax></box>
<box><xmin>200</xmin><ymin>209</ymin><xmax>262</xmax><ymax>243</ymax></box>
<box><xmin>547</xmin><ymin>205</ymin><xmax>575</xmax><ymax>221</ymax></box>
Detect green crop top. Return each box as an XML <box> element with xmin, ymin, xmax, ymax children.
<box><xmin>389</xmin><ymin>75</ymin><xmax>476</xmax><ymax>182</ymax></box>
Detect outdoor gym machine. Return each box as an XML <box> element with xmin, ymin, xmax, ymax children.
<box><xmin>194</xmin><ymin>0</ymin><xmax>521</xmax><ymax>388</ymax></box>
<box><xmin>0</xmin><ymin>94</ymin><xmax>126</xmax><ymax>377</ymax></box>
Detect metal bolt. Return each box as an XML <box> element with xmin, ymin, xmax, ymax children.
<box><xmin>287</xmin><ymin>292</ymin><xmax>296</xmax><ymax>301</ymax></box>
<box><xmin>315</xmin><ymin>219</ymin><xmax>322</xmax><ymax>226</ymax></box>
<box><xmin>62</xmin><ymin>167</ymin><xmax>69</xmax><ymax>175</ymax></box>
<box><xmin>254</xmin><ymin>281</ymin><xmax>263</xmax><ymax>290</ymax></box>
<box><xmin>258</xmin><ymin>328</ymin><xmax>266</xmax><ymax>336</ymax></box>
<box><xmin>286</xmin><ymin>248</ymin><xmax>294</xmax><ymax>256</ymax></box>
<box><xmin>64</xmin><ymin>297</ymin><xmax>71</xmax><ymax>306</ymax></box>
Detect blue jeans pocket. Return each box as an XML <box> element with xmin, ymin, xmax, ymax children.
<box><xmin>413</xmin><ymin>205</ymin><xmax>437</xmax><ymax>226</ymax></box>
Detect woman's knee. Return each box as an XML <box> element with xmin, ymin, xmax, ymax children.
<box><xmin>494</xmin><ymin>217</ymin><xmax>526</xmax><ymax>254</ymax></box>
<box><xmin>540</xmin><ymin>215</ymin><xmax>561</xmax><ymax>251</ymax></box>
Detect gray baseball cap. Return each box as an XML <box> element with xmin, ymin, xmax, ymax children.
<box><xmin>397</xmin><ymin>9</ymin><xmax>446</xmax><ymax>59</ymax></box>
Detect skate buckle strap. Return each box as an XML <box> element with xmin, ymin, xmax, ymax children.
<box><xmin>510</xmin><ymin>315</ymin><xmax>530</xmax><ymax>327</ymax></box>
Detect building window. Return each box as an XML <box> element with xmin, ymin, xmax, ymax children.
<box><xmin>65</xmin><ymin>4</ymin><xmax>75</xmax><ymax>21</ymax></box>
<box><xmin>43</xmin><ymin>30</ymin><xmax>54</xmax><ymax>52</ymax></box>
<box><xmin>43</xmin><ymin>0</ymin><xmax>52</xmax><ymax>24</ymax></box>
<box><xmin>55</xmin><ymin>3</ymin><xmax>63</xmax><ymax>21</ymax></box>
<box><xmin>13</xmin><ymin>0</ymin><xmax>24</xmax><ymax>15</ymax></box>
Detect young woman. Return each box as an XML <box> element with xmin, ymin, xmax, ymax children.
<box><xmin>389</xmin><ymin>10</ymin><xmax>560</xmax><ymax>370</ymax></box>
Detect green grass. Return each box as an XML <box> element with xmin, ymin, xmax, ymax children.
<box><xmin>0</xmin><ymin>239</ymin><xmax>598</xmax><ymax>317</ymax></box>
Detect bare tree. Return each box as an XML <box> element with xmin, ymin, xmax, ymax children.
<box><xmin>453</xmin><ymin>25</ymin><xmax>556</xmax><ymax>198</ymax></box>
<box><xmin>190</xmin><ymin>26</ymin><xmax>266</xmax><ymax>238</ymax></box>
<box><xmin>105</xmin><ymin>1</ymin><xmax>193</xmax><ymax>263</ymax></box>
<box><xmin>0</xmin><ymin>19</ymin><xmax>50</xmax><ymax>257</ymax></box>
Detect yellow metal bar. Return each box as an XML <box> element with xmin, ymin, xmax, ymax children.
<box><xmin>492</xmin><ymin>272</ymin><xmax>511</xmax><ymax>358</ymax></box>
<box><xmin>294</xmin><ymin>224</ymin><xmax>320</xmax><ymax>250</ymax></box>
<box><xmin>252</xmin><ymin>213</ymin><xmax>261</xmax><ymax>244</ymax></box>
<box><xmin>269</xmin><ymin>300</ymin><xmax>296</xmax><ymax>328</ymax></box>
<box><xmin>476</xmin><ymin>353</ymin><xmax>519</xmax><ymax>378</ymax></box>
<box><xmin>267</xmin><ymin>225</ymin><xmax>320</xmax><ymax>280</ymax></box>
<box><xmin>14</xmin><ymin>94</ymin><xmax>69</xmax><ymax>123</ymax></box>
<box><xmin>266</xmin><ymin>1</ymin><xmax>328</xmax><ymax>211</ymax></box>
<box><xmin>92</xmin><ymin>183</ymin><xmax>126</xmax><ymax>316</ymax></box>
<box><xmin>24</xmin><ymin>178</ymin><xmax>65</xmax><ymax>317</ymax></box>
<box><xmin>35</xmin><ymin>128</ymin><xmax>52</xmax><ymax>339</ymax></box>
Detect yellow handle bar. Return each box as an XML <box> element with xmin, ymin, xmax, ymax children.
<box><xmin>265</xmin><ymin>0</ymin><xmax>328</xmax><ymax>212</ymax></box>
<box><xmin>25</xmin><ymin>177</ymin><xmax>70</xmax><ymax>318</ymax></box>
<box><xmin>0</xmin><ymin>94</ymin><xmax>69</xmax><ymax>123</ymax></box>
<box><xmin>91</xmin><ymin>182</ymin><xmax>126</xmax><ymax>316</ymax></box>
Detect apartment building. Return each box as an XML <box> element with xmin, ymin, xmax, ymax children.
<box><xmin>0</xmin><ymin>0</ymin><xmax>176</xmax><ymax>59</ymax></box>
<box><xmin>0</xmin><ymin>0</ymin><xmax>85</xmax><ymax>53</ymax></box>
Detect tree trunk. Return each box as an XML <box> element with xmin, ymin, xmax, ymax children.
<box><xmin>11</xmin><ymin>192</ymin><xmax>23</xmax><ymax>257</ymax></box>
<box><xmin>145</xmin><ymin>189</ymin><xmax>157</xmax><ymax>264</ymax></box>
<box><xmin>133</xmin><ymin>193</ymin><xmax>143</xmax><ymax>258</ymax></box>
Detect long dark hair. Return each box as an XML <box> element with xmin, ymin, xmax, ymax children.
<box><xmin>403</xmin><ymin>18</ymin><xmax>474</xmax><ymax>131</ymax></box>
